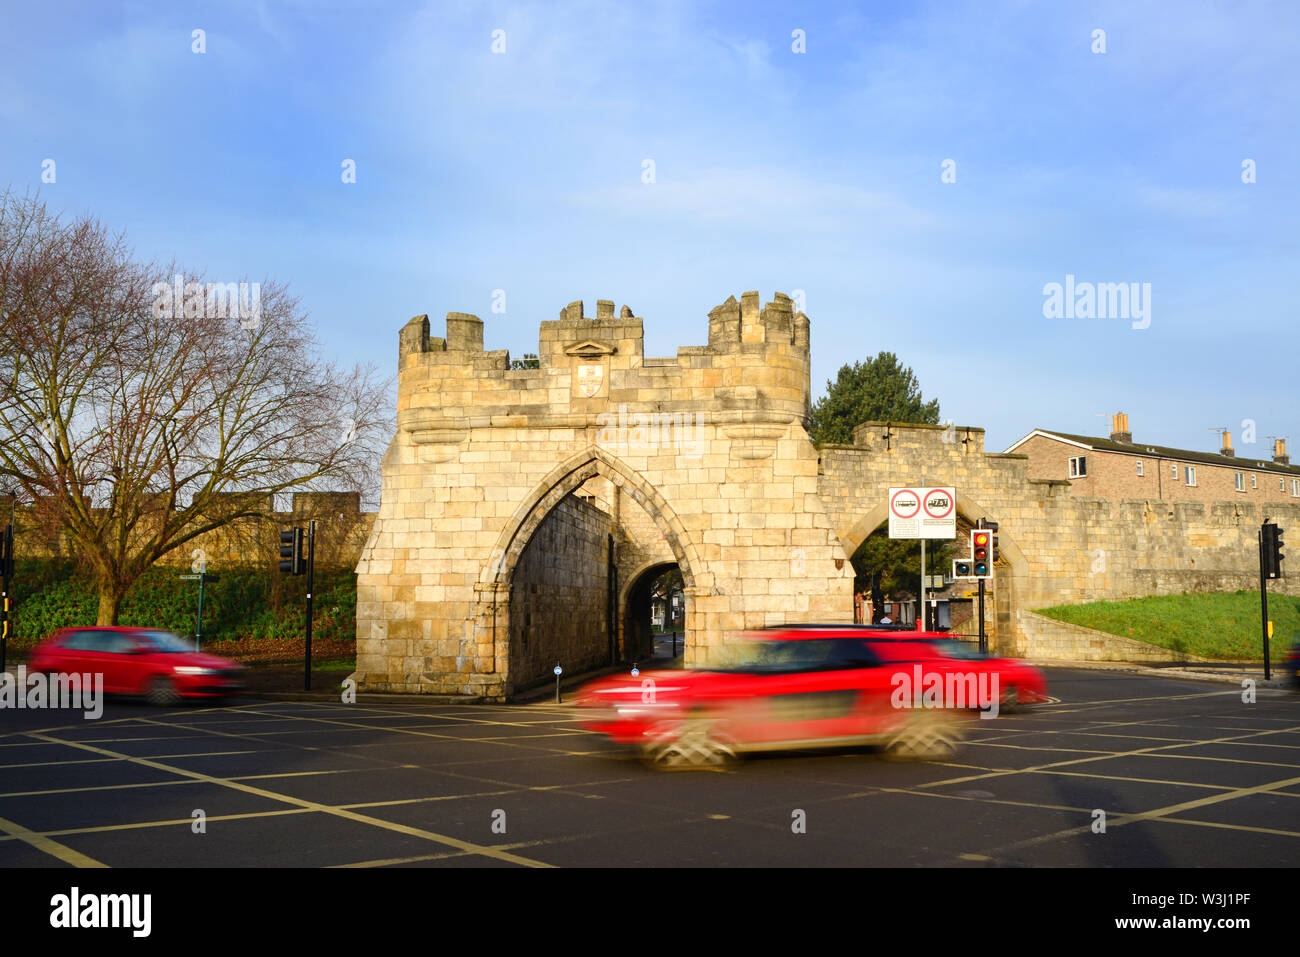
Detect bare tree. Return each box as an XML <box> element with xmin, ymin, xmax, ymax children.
<box><xmin>0</xmin><ymin>190</ymin><xmax>393</xmax><ymax>624</ymax></box>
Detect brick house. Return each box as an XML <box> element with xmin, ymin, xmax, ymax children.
<box><xmin>1005</xmin><ymin>413</ymin><xmax>1300</xmax><ymax>504</ymax></box>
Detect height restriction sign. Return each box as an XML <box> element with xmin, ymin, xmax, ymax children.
<box><xmin>888</xmin><ymin>487</ymin><xmax>956</xmax><ymax>539</ymax></box>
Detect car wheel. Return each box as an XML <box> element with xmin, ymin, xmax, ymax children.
<box><xmin>643</xmin><ymin>715</ymin><xmax>737</xmax><ymax>771</ymax></box>
<box><xmin>146</xmin><ymin>676</ymin><xmax>181</xmax><ymax>707</ymax></box>
<box><xmin>882</xmin><ymin>710</ymin><xmax>962</xmax><ymax>762</ymax></box>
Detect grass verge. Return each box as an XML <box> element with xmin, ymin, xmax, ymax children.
<box><xmin>1035</xmin><ymin>590</ymin><xmax>1300</xmax><ymax>659</ymax></box>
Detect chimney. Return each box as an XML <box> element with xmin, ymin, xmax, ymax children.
<box><xmin>1220</xmin><ymin>429</ymin><xmax>1234</xmax><ymax>457</ymax></box>
<box><xmin>1274</xmin><ymin>438</ymin><xmax>1290</xmax><ymax>466</ymax></box>
<box><xmin>1109</xmin><ymin>412</ymin><xmax>1132</xmax><ymax>444</ymax></box>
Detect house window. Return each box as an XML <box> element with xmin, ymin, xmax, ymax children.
<box><xmin>1136</xmin><ymin>461</ymin><xmax>1144</xmax><ymax>476</ymax></box>
<box><xmin>1069</xmin><ymin>456</ymin><xmax>1087</xmax><ymax>478</ymax></box>
<box><xmin>1251</xmin><ymin>474</ymin><xmax>1257</xmax><ymax>489</ymax></box>
<box><xmin>1293</xmin><ymin>479</ymin><xmax>1299</xmax><ymax>497</ymax></box>
<box><xmin>1282</xmin><ymin>478</ymin><xmax>1287</xmax><ymax>492</ymax></box>
<box><xmin>1172</xmin><ymin>465</ymin><xmax>1179</xmax><ymax>479</ymax></box>
<box><xmin>1235</xmin><ymin>472</ymin><xmax>1245</xmax><ymax>491</ymax></box>
<box><xmin>1185</xmin><ymin>466</ymin><xmax>1197</xmax><ymax>486</ymax></box>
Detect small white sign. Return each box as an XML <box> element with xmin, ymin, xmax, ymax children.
<box><xmin>553</xmin><ymin>665</ymin><xmax>563</xmax><ymax>676</ymax></box>
<box><xmin>888</xmin><ymin>487</ymin><xmax>956</xmax><ymax>539</ymax></box>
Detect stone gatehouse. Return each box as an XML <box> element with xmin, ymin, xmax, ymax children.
<box><xmin>354</xmin><ymin>293</ymin><xmax>1299</xmax><ymax>699</ymax></box>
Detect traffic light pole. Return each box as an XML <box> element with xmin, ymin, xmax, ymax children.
<box><xmin>919</xmin><ymin>538</ymin><xmax>927</xmax><ymax>631</ymax></box>
<box><xmin>304</xmin><ymin>520</ymin><xmax>315</xmax><ymax>691</ymax></box>
<box><xmin>1</xmin><ymin>524</ymin><xmax>11</xmax><ymax>675</ymax></box>
<box><xmin>195</xmin><ymin>571</ymin><xmax>206</xmax><ymax>651</ymax></box>
<box><xmin>1259</xmin><ymin>524</ymin><xmax>1272</xmax><ymax>681</ymax></box>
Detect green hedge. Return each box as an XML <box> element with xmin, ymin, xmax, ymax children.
<box><xmin>5</xmin><ymin>559</ymin><xmax>357</xmax><ymax>651</ymax></box>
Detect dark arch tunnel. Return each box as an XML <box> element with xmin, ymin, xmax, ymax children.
<box><xmin>620</xmin><ymin>560</ymin><xmax>684</xmax><ymax>665</ymax></box>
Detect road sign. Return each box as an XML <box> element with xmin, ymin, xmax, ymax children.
<box><xmin>889</xmin><ymin>487</ymin><xmax>956</xmax><ymax>539</ymax></box>
<box><xmin>553</xmin><ymin>665</ymin><xmax>563</xmax><ymax>675</ymax></box>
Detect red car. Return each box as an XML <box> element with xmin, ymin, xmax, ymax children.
<box><xmin>27</xmin><ymin>627</ymin><xmax>246</xmax><ymax>705</ymax></box>
<box><xmin>576</xmin><ymin>626</ymin><xmax>989</xmax><ymax>769</ymax></box>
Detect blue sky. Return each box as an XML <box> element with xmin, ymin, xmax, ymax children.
<box><xmin>2</xmin><ymin>0</ymin><xmax>1296</xmax><ymax>454</ymax></box>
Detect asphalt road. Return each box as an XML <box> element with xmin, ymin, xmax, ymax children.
<box><xmin>1</xmin><ymin>668</ymin><xmax>1296</xmax><ymax>868</ymax></box>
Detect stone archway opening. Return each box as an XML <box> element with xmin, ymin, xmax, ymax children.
<box><xmin>837</xmin><ymin>494</ymin><xmax>1027</xmax><ymax>651</ymax></box>
<box><xmin>848</xmin><ymin>523</ymin><xmax>956</xmax><ymax>628</ymax></box>
<box><xmin>487</xmin><ymin>448</ymin><xmax>699</xmax><ymax>697</ymax></box>
<box><xmin>620</xmin><ymin>561</ymin><xmax>685</xmax><ymax>666</ymax></box>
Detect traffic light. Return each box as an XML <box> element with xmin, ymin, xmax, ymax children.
<box><xmin>971</xmin><ymin>529</ymin><xmax>993</xmax><ymax>579</ymax></box>
<box><xmin>953</xmin><ymin>558</ymin><xmax>973</xmax><ymax>578</ymax></box>
<box><xmin>1262</xmin><ymin>522</ymin><xmax>1284</xmax><ymax>580</ymax></box>
<box><xmin>279</xmin><ymin>527</ymin><xmax>305</xmax><ymax>575</ymax></box>
<box><xmin>979</xmin><ymin>519</ymin><xmax>1000</xmax><ymax>563</ymax></box>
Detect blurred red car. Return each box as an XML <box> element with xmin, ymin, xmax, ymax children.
<box><xmin>576</xmin><ymin>626</ymin><xmax>987</xmax><ymax>769</ymax></box>
<box><xmin>27</xmin><ymin>627</ymin><xmax>246</xmax><ymax>705</ymax></box>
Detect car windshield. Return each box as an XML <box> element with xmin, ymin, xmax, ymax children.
<box><xmin>133</xmin><ymin>630</ymin><xmax>197</xmax><ymax>652</ymax></box>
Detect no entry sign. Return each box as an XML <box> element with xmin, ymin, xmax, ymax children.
<box><xmin>889</xmin><ymin>487</ymin><xmax>956</xmax><ymax>539</ymax></box>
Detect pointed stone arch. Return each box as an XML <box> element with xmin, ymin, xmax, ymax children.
<box><xmin>483</xmin><ymin>445</ymin><xmax>701</xmax><ymax>590</ymax></box>
<box><xmin>836</xmin><ymin>489</ymin><xmax>1028</xmax><ymax>579</ymax></box>
<box><xmin>473</xmin><ymin>446</ymin><xmax>704</xmax><ymax>692</ymax></box>
<box><xmin>835</xmin><ymin>488</ymin><xmax>1028</xmax><ymax>649</ymax></box>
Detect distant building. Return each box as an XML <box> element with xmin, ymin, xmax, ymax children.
<box><xmin>1005</xmin><ymin>413</ymin><xmax>1300</xmax><ymax>503</ymax></box>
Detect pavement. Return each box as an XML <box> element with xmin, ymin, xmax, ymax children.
<box><xmin>1029</xmin><ymin>658</ymin><xmax>1296</xmax><ymax>690</ymax></box>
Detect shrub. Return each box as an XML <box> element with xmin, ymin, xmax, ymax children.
<box><xmin>6</xmin><ymin>559</ymin><xmax>357</xmax><ymax>651</ymax></box>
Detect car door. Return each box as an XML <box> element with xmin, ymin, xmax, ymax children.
<box><xmin>751</xmin><ymin>638</ymin><xmax>887</xmax><ymax>744</ymax></box>
<box><xmin>46</xmin><ymin>629</ymin><xmax>94</xmax><ymax>681</ymax></box>
<box><xmin>74</xmin><ymin>630</ymin><xmax>137</xmax><ymax>694</ymax></box>
<box><xmin>58</xmin><ymin>630</ymin><xmax>111</xmax><ymax>692</ymax></box>
<box><xmin>100</xmin><ymin>630</ymin><xmax>147</xmax><ymax>693</ymax></box>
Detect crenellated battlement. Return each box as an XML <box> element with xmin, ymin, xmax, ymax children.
<box><xmin>394</xmin><ymin>294</ymin><xmax>813</xmax><ymax>433</ymax></box>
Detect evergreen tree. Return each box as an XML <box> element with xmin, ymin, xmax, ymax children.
<box><xmin>808</xmin><ymin>352</ymin><xmax>940</xmax><ymax>446</ymax></box>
